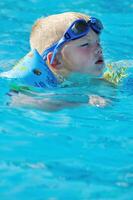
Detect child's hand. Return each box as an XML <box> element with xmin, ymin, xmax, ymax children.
<box><xmin>89</xmin><ymin>95</ymin><xmax>111</xmax><ymax>108</ymax></box>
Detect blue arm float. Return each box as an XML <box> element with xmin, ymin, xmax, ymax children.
<box><xmin>0</xmin><ymin>49</ymin><xmax>58</xmax><ymax>89</ymax></box>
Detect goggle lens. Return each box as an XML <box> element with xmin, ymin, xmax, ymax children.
<box><xmin>71</xmin><ymin>20</ymin><xmax>89</xmax><ymax>34</ymax></box>
<box><xmin>89</xmin><ymin>17</ymin><xmax>103</xmax><ymax>33</ymax></box>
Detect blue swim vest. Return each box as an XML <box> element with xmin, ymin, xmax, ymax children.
<box><xmin>0</xmin><ymin>49</ymin><xmax>58</xmax><ymax>89</ymax></box>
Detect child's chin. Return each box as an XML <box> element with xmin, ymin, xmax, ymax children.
<box><xmin>95</xmin><ymin>64</ymin><xmax>105</xmax><ymax>76</ymax></box>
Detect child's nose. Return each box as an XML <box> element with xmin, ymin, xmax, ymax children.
<box><xmin>91</xmin><ymin>40</ymin><xmax>100</xmax><ymax>48</ymax></box>
<box><xmin>96</xmin><ymin>40</ymin><xmax>101</xmax><ymax>47</ymax></box>
<box><xmin>94</xmin><ymin>42</ymin><xmax>103</xmax><ymax>55</ymax></box>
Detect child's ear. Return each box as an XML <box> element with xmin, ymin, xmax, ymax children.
<box><xmin>47</xmin><ymin>52</ymin><xmax>61</xmax><ymax>69</ymax></box>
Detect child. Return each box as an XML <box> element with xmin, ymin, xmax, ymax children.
<box><xmin>30</xmin><ymin>12</ymin><xmax>104</xmax><ymax>76</ymax></box>
<box><xmin>2</xmin><ymin>12</ymin><xmax>113</xmax><ymax>110</ymax></box>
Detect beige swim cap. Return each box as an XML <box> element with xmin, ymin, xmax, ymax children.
<box><xmin>30</xmin><ymin>12</ymin><xmax>90</xmax><ymax>54</ymax></box>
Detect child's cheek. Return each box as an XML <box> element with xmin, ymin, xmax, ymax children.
<box><xmin>75</xmin><ymin>47</ymin><xmax>92</xmax><ymax>57</ymax></box>
<box><xmin>73</xmin><ymin>48</ymin><xmax>91</xmax><ymax>66</ymax></box>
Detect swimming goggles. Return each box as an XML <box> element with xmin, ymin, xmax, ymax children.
<box><xmin>42</xmin><ymin>17</ymin><xmax>103</xmax><ymax>64</ymax></box>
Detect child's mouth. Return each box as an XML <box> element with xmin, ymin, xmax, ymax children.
<box><xmin>95</xmin><ymin>57</ymin><xmax>104</xmax><ymax>64</ymax></box>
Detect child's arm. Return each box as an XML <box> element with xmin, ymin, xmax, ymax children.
<box><xmin>9</xmin><ymin>92</ymin><xmax>82</xmax><ymax>112</ymax></box>
<box><xmin>9</xmin><ymin>92</ymin><xmax>111</xmax><ymax>111</ymax></box>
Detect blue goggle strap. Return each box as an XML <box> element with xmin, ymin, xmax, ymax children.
<box><xmin>41</xmin><ymin>37</ymin><xmax>67</xmax><ymax>64</ymax></box>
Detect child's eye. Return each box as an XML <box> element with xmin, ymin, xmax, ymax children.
<box><xmin>80</xmin><ymin>43</ymin><xmax>90</xmax><ymax>47</ymax></box>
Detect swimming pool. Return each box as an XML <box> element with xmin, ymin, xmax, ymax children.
<box><xmin>0</xmin><ymin>0</ymin><xmax>133</xmax><ymax>199</ymax></box>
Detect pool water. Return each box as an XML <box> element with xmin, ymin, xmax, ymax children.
<box><xmin>0</xmin><ymin>0</ymin><xmax>133</xmax><ymax>199</ymax></box>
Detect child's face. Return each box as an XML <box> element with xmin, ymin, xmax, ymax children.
<box><xmin>60</xmin><ymin>29</ymin><xmax>105</xmax><ymax>76</ymax></box>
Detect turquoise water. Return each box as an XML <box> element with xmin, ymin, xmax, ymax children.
<box><xmin>0</xmin><ymin>0</ymin><xmax>133</xmax><ymax>199</ymax></box>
